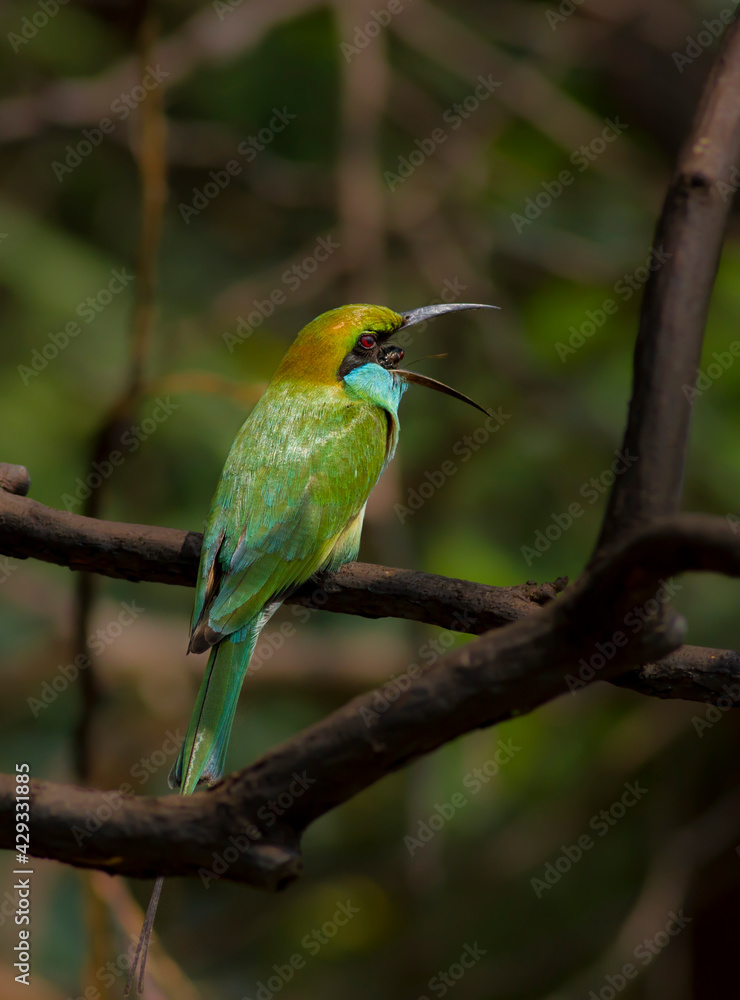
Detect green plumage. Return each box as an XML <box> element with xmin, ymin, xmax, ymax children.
<box><xmin>171</xmin><ymin>310</ymin><xmax>403</xmax><ymax>796</ymax></box>
<box><xmin>170</xmin><ymin>633</ymin><xmax>258</xmax><ymax>796</ymax></box>
<box><xmin>127</xmin><ymin>300</ymin><xmax>496</xmax><ymax>996</ymax></box>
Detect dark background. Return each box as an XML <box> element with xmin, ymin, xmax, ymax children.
<box><xmin>1</xmin><ymin>0</ymin><xmax>740</xmax><ymax>997</ymax></box>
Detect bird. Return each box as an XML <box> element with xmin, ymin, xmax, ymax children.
<box><xmin>124</xmin><ymin>300</ymin><xmax>497</xmax><ymax>994</ymax></box>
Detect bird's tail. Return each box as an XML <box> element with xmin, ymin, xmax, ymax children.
<box><xmin>169</xmin><ymin>628</ymin><xmax>259</xmax><ymax>796</ymax></box>
<box><xmin>125</xmin><ymin>627</ymin><xmax>259</xmax><ymax>996</ymax></box>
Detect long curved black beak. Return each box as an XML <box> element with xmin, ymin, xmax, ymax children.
<box><xmin>394</xmin><ymin>301</ymin><xmax>497</xmax><ymax>416</ymax></box>
<box><xmin>399</xmin><ymin>302</ymin><xmax>499</xmax><ymax>329</ymax></box>
<box><xmin>394</xmin><ymin>370</ymin><xmax>492</xmax><ymax>417</ymax></box>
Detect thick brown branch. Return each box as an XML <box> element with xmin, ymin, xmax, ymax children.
<box><xmin>4</xmin><ymin>513</ymin><xmax>739</xmax><ymax>885</ymax></box>
<box><xmin>595</xmin><ymin>20</ymin><xmax>740</xmax><ymax>552</ymax></box>
<box><xmin>0</xmin><ymin>483</ymin><xmax>737</xmax><ymax>702</ymax></box>
<box><xmin>0</xmin><ymin>485</ymin><xmax>565</xmax><ymax>630</ymax></box>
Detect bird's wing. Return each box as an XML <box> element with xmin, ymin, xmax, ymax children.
<box><xmin>189</xmin><ymin>387</ymin><xmax>388</xmax><ymax>650</ymax></box>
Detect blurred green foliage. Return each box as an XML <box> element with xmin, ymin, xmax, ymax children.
<box><xmin>1</xmin><ymin>1</ymin><xmax>740</xmax><ymax>998</ymax></box>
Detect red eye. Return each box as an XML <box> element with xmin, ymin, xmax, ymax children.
<box><xmin>359</xmin><ymin>334</ymin><xmax>376</xmax><ymax>350</ymax></box>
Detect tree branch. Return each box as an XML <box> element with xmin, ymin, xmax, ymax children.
<box><xmin>3</xmin><ymin>513</ymin><xmax>739</xmax><ymax>885</ymax></box>
<box><xmin>3</xmin><ymin>22</ymin><xmax>740</xmax><ymax>891</ymax></box>
<box><xmin>0</xmin><ymin>483</ymin><xmax>565</xmax><ymax>629</ymax></box>
<box><xmin>2</xmin><ymin>480</ymin><xmax>739</xmax><ymax>703</ymax></box>
<box><xmin>595</xmin><ymin>20</ymin><xmax>740</xmax><ymax>553</ymax></box>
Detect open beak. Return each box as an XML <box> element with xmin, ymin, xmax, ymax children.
<box><xmin>394</xmin><ymin>369</ymin><xmax>492</xmax><ymax>417</ymax></box>
<box><xmin>399</xmin><ymin>301</ymin><xmax>499</xmax><ymax>329</ymax></box>
<box><xmin>394</xmin><ymin>301</ymin><xmax>498</xmax><ymax>417</ymax></box>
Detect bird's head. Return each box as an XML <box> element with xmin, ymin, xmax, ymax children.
<box><xmin>276</xmin><ymin>302</ymin><xmax>498</xmax><ymax>415</ymax></box>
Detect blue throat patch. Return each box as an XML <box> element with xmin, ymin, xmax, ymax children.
<box><xmin>342</xmin><ymin>364</ymin><xmax>408</xmax><ymax>415</ymax></box>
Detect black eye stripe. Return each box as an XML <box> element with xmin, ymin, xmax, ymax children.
<box><xmin>337</xmin><ymin>330</ymin><xmax>395</xmax><ymax>380</ymax></box>
<box><xmin>338</xmin><ymin>337</ymin><xmax>380</xmax><ymax>379</ymax></box>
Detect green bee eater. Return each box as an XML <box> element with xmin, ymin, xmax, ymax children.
<box><xmin>126</xmin><ymin>300</ymin><xmax>496</xmax><ymax>994</ymax></box>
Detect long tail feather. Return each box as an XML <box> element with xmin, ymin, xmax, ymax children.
<box><xmin>170</xmin><ymin>628</ymin><xmax>259</xmax><ymax>795</ymax></box>
<box><xmin>124</xmin><ymin>625</ymin><xmax>260</xmax><ymax>995</ymax></box>
<box><xmin>124</xmin><ymin>875</ymin><xmax>163</xmax><ymax>997</ymax></box>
